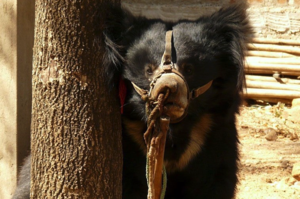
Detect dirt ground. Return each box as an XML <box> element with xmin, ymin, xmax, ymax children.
<box><xmin>235</xmin><ymin>103</ymin><xmax>300</xmax><ymax>199</ymax></box>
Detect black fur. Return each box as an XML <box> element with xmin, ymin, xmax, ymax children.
<box><xmin>12</xmin><ymin>3</ymin><xmax>252</xmax><ymax>199</ymax></box>
<box><xmin>104</xmin><ymin>3</ymin><xmax>252</xmax><ymax>199</ymax></box>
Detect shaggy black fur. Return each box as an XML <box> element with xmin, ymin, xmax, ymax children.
<box><xmin>103</xmin><ymin>3</ymin><xmax>252</xmax><ymax>199</ymax></box>
<box><xmin>12</xmin><ymin>3</ymin><xmax>251</xmax><ymax>199</ymax></box>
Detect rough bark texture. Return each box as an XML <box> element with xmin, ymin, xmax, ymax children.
<box><xmin>31</xmin><ymin>1</ymin><xmax>122</xmax><ymax>198</ymax></box>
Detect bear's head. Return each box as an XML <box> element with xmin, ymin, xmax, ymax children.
<box><xmin>103</xmin><ymin>3</ymin><xmax>252</xmax><ymax>171</ymax></box>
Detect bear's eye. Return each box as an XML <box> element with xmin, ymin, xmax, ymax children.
<box><xmin>145</xmin><ymin>65</ymin><xmax>153</xmax><ymax>76</ymax></box>
<box><xmin>183</xmin><ymin>64</ymin><xmax>194</xmax><ymax>75</ymax></box>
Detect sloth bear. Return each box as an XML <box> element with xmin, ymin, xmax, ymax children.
<box><xmin>13</xmin><ymin>3</ymin><xmax>251</xmax><ymax>199</ymax></box>
<box><xmin>103</xmin><ymin>3</ymin><xmax>251</xmax><ymax>199</ymax></box>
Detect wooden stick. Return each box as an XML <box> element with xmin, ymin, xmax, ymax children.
<box><xmin>246</xmin><ymin>80</ymin><xmax>300</xmax><ymax>91</ymax></box>
<box><xmin>153</xmin><ymin>118</ymin><xmax>169</xmax><ymax>199</ymax></box>
<box><xmin>252</xmin><ymin>38</ymin><xmax>300</xmax><ymax>46</ymax></box>
<box><xmin>245</xmin><ymin>62</ymin><xmax>300</xmax><ymax>72</ymax></box>
<box><xmin>245</xmin><ymin>69</ymin><xmax>300</xmax><ymax>77</ymax></box>
<box><xmin>248</xmin><ymin>43</ymin><xmax>300</xmax><ymax>55</ymax></box>
<box><xmin>244</xmin><ymin>88</ymin><xmax>300</xmax><ymax>99</ymax></box>
<box><xmin>246</xmin><ymin>75</ymin><xmax>300</xmax><ymax>84</ymax></box>
<box><xmin>145</xmin><ymin>94</ymin><xmax>169</xmax><ymax>199</ymax></box>
<box><xmin>246</xmin><ymin>50</ymin><xmax>296</xmax><ymax>58</ymax></box>
<box><xmin>246</xmin><ymin>57</ymin><xmax>300</xmax><ymax>65</ymax></box>
<box><xmin>148</xmin><ymin>141</ymin><xmax>156</xmax><ymax>199</ymax></box>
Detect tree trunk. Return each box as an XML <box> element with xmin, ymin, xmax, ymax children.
<box><xmin>31</xmin><ymin>1</ymin><xmax>122</xmax><ymax>198</ymax></box>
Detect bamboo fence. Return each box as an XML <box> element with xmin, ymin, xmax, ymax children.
<box><xmin>244</xmin><ymin>38</ymin><xmax>300</xmax><ymax>104</ymax></box>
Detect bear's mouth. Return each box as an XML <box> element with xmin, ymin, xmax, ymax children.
<box><xmin>162</xmin><ymin>100</ymin><xmax>186</xmax><ymax>122</ymax></box>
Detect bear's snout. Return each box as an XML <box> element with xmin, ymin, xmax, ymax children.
<box><xmin>149</xmin><ymin>73</ymin><xmax>189</xmax><ymax>123</ymax></box>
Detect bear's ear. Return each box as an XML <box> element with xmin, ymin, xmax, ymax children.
<box><xmin>210</xmin><ymin>3</ymin><xmax>253</xmax><ymax>90</ymax></box>
<box><xmin>210</xmin><ymin>2</ymin><xmax>253</xmax><ymax>43</ymax></box>
<box><xmin>96</xmin><ymin>3</ymin><xmax>152</xmax><ymax>88</ymax></box>
<box><xmin>94</xmin><ymin>3</ymin><xmax>126</xmax><ymax>88</ymax></box>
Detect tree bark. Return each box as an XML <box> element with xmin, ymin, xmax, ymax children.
<box><xmin>31</xmin><ymin>1</ymin><xmax>122</xmax><ymax>198</ymax></box>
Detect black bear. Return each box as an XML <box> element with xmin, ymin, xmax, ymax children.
<box><xmin>12</xmin><ymin>3</ymin><xmax>251</xmax><ymax>199</ymax></box>
<box><xmin>103</xmin><ymin>3</ymin><xmax>251</xmax><ymax>199</ymax></box>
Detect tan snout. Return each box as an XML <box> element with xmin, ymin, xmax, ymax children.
<box><xmin>149</xmin><ymin>73</ymin><xmax>189</xmax><ymax>123</ymax></box>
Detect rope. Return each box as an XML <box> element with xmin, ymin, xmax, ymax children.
<box><xmin>160</xmin><ymin>166</ymin><xmax>167</xmax><ymax>199</ymax></box>
<box><xmin>146</xmin><ymin>160</ymin><xmax>167</xmax><ymax>199</ymax></box>
<box><xmin>144</xmin><ymin>91</ymin><xmax>170</xmax><ymax>199</ymax></box>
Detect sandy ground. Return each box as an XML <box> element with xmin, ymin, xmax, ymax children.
<box><xmin>236</xmin><ymin>104</ymin><xmax>300</xmax><ymax>199</ymax></box>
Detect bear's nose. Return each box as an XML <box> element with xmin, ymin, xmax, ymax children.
<box><xmin>150</xmin><ymin>73</ymin><xmax>186</xmax><ymax>99</ymax></box>
<box><xmin>154</xmin><ymin>77</ymin><xmax>178</xmax><ymax>95</ymax></box>
<box><xmin>166</xmin><ymin>78</ymin><xmax>178</xmax><ymax>93</ymax></box>
<box><xmin>148</xmin><ymin>73</ymin><xmax>189</xmax><ymax>123</ymax></box>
